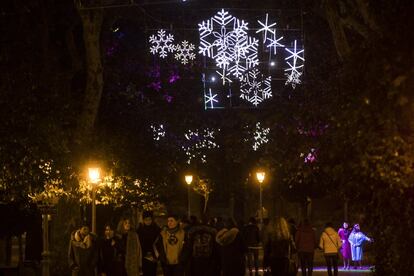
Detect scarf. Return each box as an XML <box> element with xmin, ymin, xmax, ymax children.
<box><xmin>125</xmin><ymin>231</ymin><xmax>142</xmax><ymax>276</ymax></box>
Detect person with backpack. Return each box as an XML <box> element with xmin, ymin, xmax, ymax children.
<box><xmin>243</xmin><ymin>217</ymin><xmax>261</xmax><ymax>275</ymax></box>
<box><xmin>186</xmin><ymin>217</ymin><xmax>217</xmax><ymax>276</ymax></box>
<box><xmin>319</xmin><ymin>222</ymin><xmax>342</xmax><ymax>276</ymax></box>
<box><xmin>295</xmin><ymin>219</ymin><xmax>316</xmax><ymax>276</ymax></box>
<box><xmin>216</xmin><ymin>218</ymin><xmax>246</xmax><ymax>276</ymax></box>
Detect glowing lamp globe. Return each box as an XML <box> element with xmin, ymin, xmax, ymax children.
<box><xmin>256</xmin><ymin>171</ymin><xmax>265</xmax><ymax>184</ymax></box>
<box><xmin>88</xmin><ymin>168</ymin><xmax>101</xmax><ymax>184</ymax></box>
<box><xmin>185</xmin><ymin>175</ymin><xmax>193</xmax><ymax>185</ymax></box>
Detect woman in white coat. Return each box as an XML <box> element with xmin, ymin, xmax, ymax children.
<box><xmin>348</xmin><ymin>224</ymin><xmax>372</xmax><ymax>269</ymax></box>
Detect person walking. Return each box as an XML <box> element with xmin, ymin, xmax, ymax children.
<box><xmin>216</xmin><ymin>218</ymin><xmax>246</xmax><ymax>276</ymax></box>
<box><xmin>348</xmin><ymin>224</ymin><xmax>372</xmax><ymax>269</ymax></box>
<box><xmin>243</xmin><ymin>217</ymin><xmax>261</xmax><ymax>275</ymax></box>
<box><xmin>68</xmin><ymin>224</ymin><xmax>98</xmax><ymax>276</ymax></box>
<box><xmin>98</xmin><ymin>224</ymin><xmax>119</xmax><ymax>276</ymax></box>
<box><xmin>265</xmin><ymin>217</ymin><xmax>296</xmax><ymax>276</ymax></box>
<box><xmin>261</xmin><ymin>217</ymin><xmax>272</xmax><ymax>274</ymax></box>
<box><xmin>338</xmin><ymin>222</ymin><xmax>352</xmax><ymax>270</ymax></box>
<box><xmin>295</xmin><ymin>219</ymin><xmax>316</xmax><ymax>276</ymax></box>
<box><xmin>137</xmin><ymin>211</ymin><xmax>160</xmax><ymax>276</ymax></box>
<box><xmin>186</xmin><ymin>217</ymin><xmax>217</xmax><ymax>276</ymax></box>
<box><xmin>319</xmin><ymin>222</ymin><xmax>342</xmax><ymax>276</ymax></box>
<box><xmin>116</xmin><ymin>218</ymin><xmax>142</xmax><ymax>276</ymax></box>
<box><xmin>155</xmin><ymin>214</ymin><xmax>187</xmax><ymax>276</ymax></box>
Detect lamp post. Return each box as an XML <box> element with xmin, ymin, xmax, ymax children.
<box><xmin>39</xmin><ymin>204</ymin><xmax>56</xmax><ymax>276</ymax></box>
<box><xmin>88</xmin><ymin>167</ymin><xmax>100</xmax><ymax>234</ymax></box>
<box><xmin>256</xmin><ymin>171</ymin><xmax>265</xmax><ymax>226</ymax></box>
<box><xmin>185</xmin><ymin>174</ymin><xmax>193</xmax><ymax>218</ymax></box>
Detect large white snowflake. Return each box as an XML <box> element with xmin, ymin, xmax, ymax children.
<box><xmin>284</xmin><ymin>40</ymin><xmax>304</xmax><ymax>88</ymax></box>
<box><xmin>240</xmin><ymin>69</ymin><xmax>272</xmax><ymax>106</ymax></box>
<box><xmin>182</xmin><ymin>129</ymin><xmax>219</xmax><ymax>164</ymax></box>
<box><xmin>149</xmin><ymin>29</ymin><xmax>175</xmax><ymax>58</ymax></box>
<box><xmin>198</xmin><ymin>9</ymin><xmax>259</xmax><ymax>84</ymax></box>
<box><xmin>173</xmin><ymin>40</ymin><xmax>196</xmax><ymax>64</ymax></box>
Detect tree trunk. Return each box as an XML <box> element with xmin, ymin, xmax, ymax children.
<box><xmin>75</xmin><ymin>5</ymin><xmax>104</xmax><ymax>145</ymax></box>
<box><xmin>323</xmin><ymin>0</ymin><xmax>351</xmax><ymax>61</ymax></box>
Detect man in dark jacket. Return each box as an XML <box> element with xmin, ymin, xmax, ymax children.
<box><xmin>243</xmin><ymin>217</ymin><xmax>260</xmax><ymax>275</ymax></box>
<box><xmin>295</xmin><ymin>219</ymin><xmax>317</xmax><ymax>276</ymax></box>
<box><xmin>186</xmin><ymin>217</ymin><xmax>217</xmax><ymax>276</ymax></box>
<box><xmin>68</xmin><ymin>224</ymin><xmax>98</xmax><ymax>276</ymax></box>
<box><xmin>137</xmin><ymin>211</ymin><xmax>161</xmax><ymax>276</ymax></box>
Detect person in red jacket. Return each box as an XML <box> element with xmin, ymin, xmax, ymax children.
<box><xmin>295</xmin><ymin>219</ymin><xmax>317</xmax><ymax>276</ymax></box>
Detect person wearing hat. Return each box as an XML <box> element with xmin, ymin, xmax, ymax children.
<box><xmin>137</xmin><ymin>211</ymin><xmax>161</xmax><ymax>276</ymax></box>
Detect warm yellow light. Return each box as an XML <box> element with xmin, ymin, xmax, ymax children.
<box><xmin>88</xmin><ymin>168</ymin><xmax>101</xmax><ymax>184</ymax></box>
<box><xmin>256</xmin><ymin>171</ymin><xmax>265</xmax><ymax>183</ymax></box>
<box><xmin>185</xmin><ymin>175</ymin><xmax>193</xmax><ymax>185</ymax></box>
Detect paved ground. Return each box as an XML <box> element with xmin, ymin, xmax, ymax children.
<box><xmin>244</xmin><ymin>266</ymin><xmax>374</xmax><ymax>275</ymax></box>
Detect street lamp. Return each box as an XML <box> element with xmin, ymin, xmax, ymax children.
<box><xmin>88</xmin><ymin>167</ymin><xmax>100</xmax><ymax>234</ymax></box>
<box><xmin>256</xmin><ymin>171</ymin><xmax>266</xmax><ymax>226</ymax></box>
<box><xmin>185</xmin><ymin>174</ymin><xmax>193</xmax><ymax>218</ymax></box>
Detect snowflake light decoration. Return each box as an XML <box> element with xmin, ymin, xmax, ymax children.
<box><xmin>173</xmin><ymin>40</ymin><xmax>196</xmax><ymax>64</ymax></box>
<box><xmin>247</xmin><ymin>122</ymin><xmax>270</xmax><ymax>151</ymax></box>
<box><xmin>266</xmin><ymin>29</ymin><xmax>284</xmax><ymax>55</ymax></box>
<box><xmin>240</xmin><ymin>68</ymin><xmax>272</xmax><ymax>106</ymax></box>
<box><xmin>181</xmin><ymin>128</ymin><xmax>219</xmax><ymax>164</ymax></box>
<box><xmin>149</xmin><ymin>29</ymin><xmax>175</xmax><ymax>58</ymax></box>
<box><xmin>204</xmin><ymin>88</ymin><xmax>219</xmax><ymax>109</ymax></box>
<box><xmin>284</xmin><ymin>40</ymin><xmax>304</xmax><ymax>88</ymax></box>
<box><xmin>150</xmin><ymin>124</ymin><xmax>166</xmax><ymax>141</ymax></box>
<box><xmin>256</xmin><ymin>13</ymin><xmax>276</xmax><ymax>41</ymax></box>
<box><xmin>198</xmin><ymin>9</ymin><xmax>259</xmax><ymax>84</ymax></box>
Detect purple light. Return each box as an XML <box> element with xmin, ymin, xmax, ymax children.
<box><xmin>169</xmin><ymin>73</ymin><xmax>180</xmax><ymax>83</ymax></box>
<box><xmin>164</xmin><ymin>94</ymin><xmax>173</xmax><ymax>103</ymax></box>
<box><xmin>147</xmin><ymin>81</ymin><xmax>162</xmax><ymax>91</ymax></box>
<box><xmin>304</xmin><ymin>148</ymin><xmax>317</xmax><ymax>163</ymax></box>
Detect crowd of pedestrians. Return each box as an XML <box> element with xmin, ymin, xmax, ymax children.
<box><xmin>68</xmin><ymin>212</ymin><xmax>372</xmax><ymax>276</ymax></box>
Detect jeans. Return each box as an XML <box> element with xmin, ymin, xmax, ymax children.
<box><xmin>324</xmin><ymin>254</ymin><xmax>338</xmax><ymax>276</ymax></box>
<box><xmin>298</xmin><ymin>252</ymin><xmax>314</xmax><ymax>276</ymax></box>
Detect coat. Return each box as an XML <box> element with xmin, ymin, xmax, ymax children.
<box><xmin>187</xmin><ymin>224</ymin><xmax>218</xmax><ymax>276</ymax></box>
<box><xmin>242</xmin><ymin>224</ymin><xmax>260</xmax><ymax>248</ymax></box>
<box><xmin>68</xmin><ymin>230</ymin><xmax>98</xmax><ymax>276</ymax></box>
<box><xmin>295</xmin><ymin>224</ymin><xmax>316</xmax><ymax>253</ymax></box>
<box><xmin>117</xmin><ymin>231</ymin><xmax>142</xmax><ymax>276</ymax></box>
<box><xmin>338</xmin><ymin>227</ymin><xmax>352</xmax><ymax>259</ymax></box>
<box><xmin>98</xmin><ymin>237</ymin><xmax>119</xmax><ymax>276</ymax></box>
<box><xmin>319</xmin><ymin>227</ymin><xmax>342</xmax><ymax>255</ymax></box>
<box><xmin>348</xmin><ymin>231</ymin><xmax>370</xmax><ymax>261</ymax></box>
<box><xmin>137</xmin><ymin>223</ymin><xmax>160</xmax><ymax>261</ymax></box>
<box><xmin>155</xmin><ymin>227</ymin><xmax>186</xmax><ymax>265</ymax></box>
<box><xmin>216</xmin><ymin>228</ymin><xmax>246</xmax><ymax>276</ymax></box>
